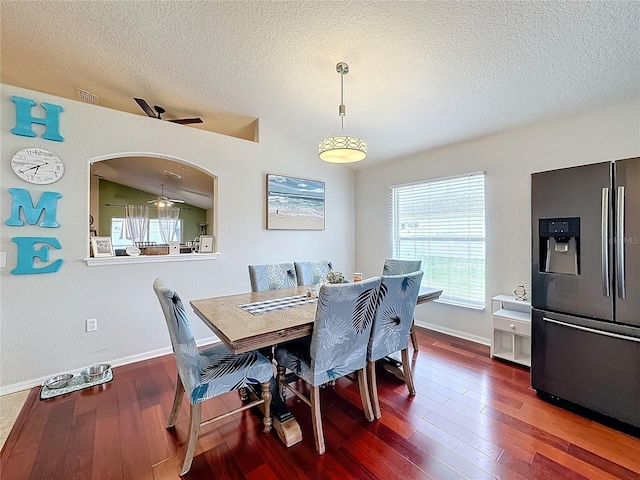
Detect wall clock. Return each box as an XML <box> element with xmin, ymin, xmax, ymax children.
<box><xmin>11</xmin><ymin>148</ymin><xmax>65</xmax><ymax>184</ymax></box>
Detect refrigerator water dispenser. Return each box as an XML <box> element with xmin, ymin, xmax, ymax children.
<box><xmin>539</xmin><ymin>218</ymin><xmax>580</xmax><ymax>275</ymax></box>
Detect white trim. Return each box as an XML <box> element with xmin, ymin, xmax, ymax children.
<box><xmin>0</xmin><ymin>335</ymin><xmax>221</xmax><ymax>397</ymax></box>
<box><xmin>389</xmin><ymin>170</ymin><xmax>485</xmax><ymax>189</ymax></box>
<box><xmin>85</xmin><ymin>252</ymin><xmax>219</xmax><ymax>266</ymax></box>
<box><xmin>414</xmin><ymin>319</ymin><xmax>490</xmax><ymax>347</ymax></box>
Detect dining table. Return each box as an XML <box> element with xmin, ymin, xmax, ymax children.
<box><xmin>190</xmin><ymin>284</ymin><xmax>442</xmax><ymax>447</ymax></box>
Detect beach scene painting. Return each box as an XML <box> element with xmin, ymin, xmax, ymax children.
<box><xmin>267</xmin><ymin>174</ymin><xmax>325</xmax><ymax>230</ymax></box>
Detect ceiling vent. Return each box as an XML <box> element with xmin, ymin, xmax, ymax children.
<box><xmin>76</xmin><ymin>88</ymin><xmax>99</xmax><ymax>104</ymax></box>
<box><xmin>163</xmin><ymin>170</ymin><xmax>182</xmax><ymax>179</ymax></box>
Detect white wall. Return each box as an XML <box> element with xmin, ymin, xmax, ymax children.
<box><xmin>355</xmin><ymin>100</ymin><xmax>640</xmax><ymax>344</ymax></box>
<box><xmin>0</xmin><ymin>84</ymin><xmax>355</xmax><ymax>394</ymax></box>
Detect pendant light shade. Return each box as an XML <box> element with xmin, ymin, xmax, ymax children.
<box><xmin>318</xmin><ymin>62</ymin><xmax>367</xmax><ymax>163</ymax></box>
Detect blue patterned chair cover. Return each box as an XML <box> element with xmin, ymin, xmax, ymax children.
<box><xmin>367</xmin><ymin>270</ymin><xmax>423</xmax><ymax>419</ymax></box>
<box><xmin>294</xmin><ymin>260</ymin><xmax>333</xmax><ymax>286</ymax></box>
<box><xmin>275</xmin><ymin>276</ymin><xmax>382</xmax><ymax>454</ymax></box>
<box><xmin>368</xmin><ymin>271</ymin><xmax>424</xmax><ymax>362</ymax></box>
<box><xmin>248</xmin><ymin>262</ymin><xmax>298</xmax><ymax>292</ymax></box>
<box><xmin>153</xmin><ymin>278</ymin><xmax>274</xmax><ymax>474</ymax></box>
<box><xmin>382</xmin><ymin>258</ymin><xmax>422</xmax><ymax>275</ymax></box>
<box><xmin>382</xmin><ymin>259</ymin><xmax>423</xmax><ymax>352</ymax></box>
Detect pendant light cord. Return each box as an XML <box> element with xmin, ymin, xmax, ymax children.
<box><xmin>340</xmin><ymin>69</ymin><xmax>345</xmax><ymax>134</ymax></box>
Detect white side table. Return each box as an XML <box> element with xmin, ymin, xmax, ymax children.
<box><xmin>491</xmin><ymin>295</ymin><xmax>532</xmax><ymax>367</ymax></box>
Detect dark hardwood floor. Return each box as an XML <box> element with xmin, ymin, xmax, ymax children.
<box><xmin>2</xmin><ymin>328</ymin><xmax>639</xmax><ymax>479</ymax></box>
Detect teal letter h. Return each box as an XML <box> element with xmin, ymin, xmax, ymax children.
<box><xmin>11</xmin><ymin>96</ymin><xmax>64</xmax><ymax>142</ymax></box>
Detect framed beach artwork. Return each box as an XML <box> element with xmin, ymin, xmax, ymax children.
<box><xmin>266</xmin><ymin>174</ymin><xmax>325</xmax><ymax>230</ymax></box>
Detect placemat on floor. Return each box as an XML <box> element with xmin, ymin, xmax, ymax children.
<box><xmin>238</xmin><ymin>294</ymin><xmax>317</xmax><ymax>315</ymax></box>
<box><xmin>40</xmin><ymin>369</ymin><xmax>113</xmax><ymax>400</ymax></box>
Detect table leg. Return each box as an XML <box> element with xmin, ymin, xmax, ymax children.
<box><xmin>379</xmin><ymin>352</ymin><xmax>408</xmax><ymax>383</ymax></box>
<box><xmin>246</xmin><ymin>377</ymin><xmax>302</xmax><ymax>447</ymax></box>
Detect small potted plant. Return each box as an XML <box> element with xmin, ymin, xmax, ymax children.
<box><xmin>326</xmin><ymin>270</ymin><xmax>345</xmax><ymax>284</ymax></box>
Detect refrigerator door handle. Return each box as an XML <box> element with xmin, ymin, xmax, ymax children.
<box><xmin>616</xmin><ymin>186</ymin><xmax>626</xmax><ymax>299</ymax></box>
<box><xmin>601</xmin><ymin>187</ymin><xmax>610</xmax><ymax>297</ymax></box>
<box><xmin>543</xmin><ymin>317</ymin><xmax>640</xmax><ymax>343</ymax></box>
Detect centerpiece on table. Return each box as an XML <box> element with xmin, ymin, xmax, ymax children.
<box><xmin>326</xmin><ymin>270</ymin><xmax>345</xmax><ymax>284</ymax></box>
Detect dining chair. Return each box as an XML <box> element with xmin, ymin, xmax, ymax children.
<box><xmin>274</xmin><ymin>276</ymin><xmax>382</xmax><ymax>454</ymax></box>
<box><xmin>367</xmin><ymin>270</ymin><xmax>424</xmax><ymax>419</ymax></box>
<box><xmin>153</xmin><ymin>278</ymin><xmax>274</xmax><ymax>476</ymax></box>
<box><xmin>294</xmin><ymin>259</ymin><xmax>333</xmax><ymax>286</ymax></box>
<box><xmin>382</xmin><ymin>258</ymin><xmax>422</xmax><ymax>351</ymax></box>
<box><xmin>248</xmin><ymin>262</ymin><xmax>298</xmax><ymax>291</ymax></box>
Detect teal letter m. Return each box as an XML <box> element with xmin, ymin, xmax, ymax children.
<box><xmin>5</xmin><ymin>188</ymin><xmax>62</xmax><ymax>228</ymax></box>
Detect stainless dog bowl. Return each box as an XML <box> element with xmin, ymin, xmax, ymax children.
<box><xmin>43</xmin><ymin>373</ymin><xmax>73</xmax><ymax>390</ymax></box>
<box><xmin>80</xmin><ymin>364</ymin><xmax>111</xmax><ymax>382</ymax></box>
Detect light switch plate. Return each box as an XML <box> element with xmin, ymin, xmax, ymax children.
<box><xmin>0</xmin><ymin>252</ymin><xmax>6</xmax><ymax>268</ymax></box>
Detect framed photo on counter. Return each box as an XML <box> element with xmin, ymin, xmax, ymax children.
<box><xmin>199</xmin><ymin>235</ymin><xmax>214</xmax><ymax>253</ymax></box>
<box><xmin>91</xmin><ymin>237</ymin><xmax>114</xmax><ymax>258</ymax></box>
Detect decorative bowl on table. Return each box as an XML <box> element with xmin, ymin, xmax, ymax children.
<box><xmin>80</xmin><ymin>363</ymin><xmax>111</xmax><ymax>382</ymax></box>
<box><xmin>43</xmin><ymin>373</ymin><xmax>74</xmax><ymax>390</ymax></box>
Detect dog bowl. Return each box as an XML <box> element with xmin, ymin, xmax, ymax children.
<box><xmin>80</xmin><ymin>364</ymin><xmax>111</xmax><ymax>382</ymax></box>
<box><xmin>43</xmin><ymin>374</ymin><xmax>73</xmax><ymax>390</ymax></box>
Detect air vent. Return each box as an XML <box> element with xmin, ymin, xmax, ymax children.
<box><xmin>76</xmin><ymin>88</ymin><xmax>99</xmax><ymax>104</ymax></box>
<box><xmin>163</xmin><ymin>170</ymin><xmax>182</xmax><ymax>179</ymax></box>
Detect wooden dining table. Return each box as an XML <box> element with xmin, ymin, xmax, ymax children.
<box><xmin>190</xmin><ymin>284</ymin><xmax>442</xmax><ymax>447</ymax></box>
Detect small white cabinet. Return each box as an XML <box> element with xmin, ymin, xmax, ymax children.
<box><xmin>491</xmin><ymin>295</ymin><xmax>531</xmax><ymax>367</ymax></box>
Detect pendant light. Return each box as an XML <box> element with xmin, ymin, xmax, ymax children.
<box><xmin>318</xmin><ymin>62</ymin><xmax>367</xmax><ymax>163</ymax></box>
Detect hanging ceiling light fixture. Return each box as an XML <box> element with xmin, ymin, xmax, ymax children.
<box><xmin>318</xmin><ymin>62</ymin><xmax>367</xmax><ymax>163</ymax></box>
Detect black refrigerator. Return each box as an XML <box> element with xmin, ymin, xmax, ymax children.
<box><xmin>531</xmin><ymin>157</ymin><xmax>640</xmax><ymax>429</ymax></box>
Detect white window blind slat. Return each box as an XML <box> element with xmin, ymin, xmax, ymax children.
<box><xmin>390</xmin><ymin>173</ymin><xmax>486</xmax><ymax>309</ymax></box>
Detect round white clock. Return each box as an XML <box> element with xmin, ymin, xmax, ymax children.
<box><xmin>11</xmin><ymin>148</ymin><xmax>65</xmax><ymax>185</ymax></box>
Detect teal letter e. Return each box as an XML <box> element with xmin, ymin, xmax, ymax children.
<box><xmin>12</xmin><ymin>237</ymin><xmax>63</xmax><ymax>274</ymax></box>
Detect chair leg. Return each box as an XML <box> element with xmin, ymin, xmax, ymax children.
<box><xmin>180</xmin><ymin>403</ymin><xmax>202</xmax><ymax>476</ymax></box>
<box><xmin>310</xmin><ymin>385</ymin><xmax>325</xmax><ymax>455</ymax></box>
<box><xmin>367</xmin><ymin>361</ymin><xmax>382</xmax><ymax>419</ymax></box>
<box><xmin>261</xmin><ymin>381</ymin><xmax>272</xmax><ymax>433</ymax></box>
<box><xmin>167</xmin><ymin>375</ymin><xmax>185</xmax><ymax>429</ymax></box>
<box><xmin>276</xmin><ymin>364</ymin><xmax>287</xmax><ymax>400</ymax></box>
<box><xmin>357</xmin><ymin>367</ymin><xmax>374</xmax><ymax>422</ymax></box>
<box><xmin>401</xmin><ymin>348</ymin><xmax>417</xmax><ymax>396</ymax></box>
<box><xmin>410</xmin><ymin>318</ymin><xmax>419</xmax><ymax>351</ymax></box>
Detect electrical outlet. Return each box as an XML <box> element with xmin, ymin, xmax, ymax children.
<box><xmin>86</xmin><ymin>318</ymin><xmax>97</xmax><ymax>332</ymax></box>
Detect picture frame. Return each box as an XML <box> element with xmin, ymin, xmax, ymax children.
<box><xmin>91</xmin><ymin>237</ymin><xmax>114</xmax><ymax>258</ymax></box>
<box><xmin>169</xmin><ymin>241</ymin><xmax>180</xmax><ymax>255</ymax></box>
<box><xmin>199</xmin><ymin>235</ymin><xmax>214</xmax><ymax>253</ymax></box>
<box><xmin>266</xmin><ymin>174</ymin><xmax>325</xmax><ymax>230</ymax></box>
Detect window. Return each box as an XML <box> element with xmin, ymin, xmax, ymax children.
<box><xmin>390</xmin><ymin>172</ymin><xmax>485</xmax><ymax>309</ymax></box>
<box><xmin>110</xmin><ymin>218</ymin><xmax>183</xmax><ymax>249</ymax></box>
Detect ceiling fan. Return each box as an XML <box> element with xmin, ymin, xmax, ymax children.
<box><xmin>134</xmin><ymin>98</ymin><xmax>203</xmax><ymax>125</ymax></box>
<box><xmin>147</xmin><ymin>184</ymin><xmax>185</xmax><ymax>207</ymax></box>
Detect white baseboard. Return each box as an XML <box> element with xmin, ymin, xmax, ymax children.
<box><xmin>415</xmin><ymin>321</ymin><xmax>490</xmax><ymax>347</ymax></box>
<box><xmin>0</xmin><ymin>335</ymin><xmax>220</xmax><ymax>397</ymax></box>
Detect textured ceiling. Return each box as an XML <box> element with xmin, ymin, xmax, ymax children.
<box><xmin>2</xmin><ymin>1</ymin><xmax>639</xmax><ymax>170</ymax></box>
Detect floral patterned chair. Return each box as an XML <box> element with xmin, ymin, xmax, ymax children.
<box><xmin>248</xmin><ymin>262</ymin><xmax>298</xmax><ymax>291</ymax></box>
<box><xmin>153</xmin><ymin>279</ymin><xmax>274</xmax><ymax>476</ymax></box>
<box><xmin>382</xmin><ymin>258</ymin><xmax>422</xmax><ymax>276</ymax></box>
<box><xmin>367</xmin><ymin>270</ymin><xmax>424</xmax><ymax>418</ymax></box>
<box><xmin>382</xmin><ymin>258</ymin><xmax>423</xmax><ymax>351</ymax></box>
<box><xmin>274</xmin><ymin>276</ymin><xmax>382</xmax><ymax>454</ymax></box>
<box><xmin>294</xmin><ymin>260</ymin><xmax>333</xmax><ymax>286</ymax></box>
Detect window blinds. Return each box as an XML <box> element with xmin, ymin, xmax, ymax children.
<box><xmin>390</xmin><ymin>172</ymin><xmax>486</xmax><ymax>309</ymax></box>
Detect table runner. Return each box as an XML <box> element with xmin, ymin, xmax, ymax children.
<box><xmin>238</xmin><ymin>294</ymin><xmax>316</xmax><ymax>315</ymax></box>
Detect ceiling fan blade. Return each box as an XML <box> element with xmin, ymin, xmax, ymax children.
<box><xmin>169</xmin><ymin>199</ymin><xmax>185</xmax><ymax>203</ymax></box>
<box><xmin>169</xmin><ymin>117</ymin><xmax>203</xmax><ymax>125</ymax></box>
<box><xmin>134</xmin><ymin>98</ymin><xmax>156</xmax><ymax>118</ymax></box>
